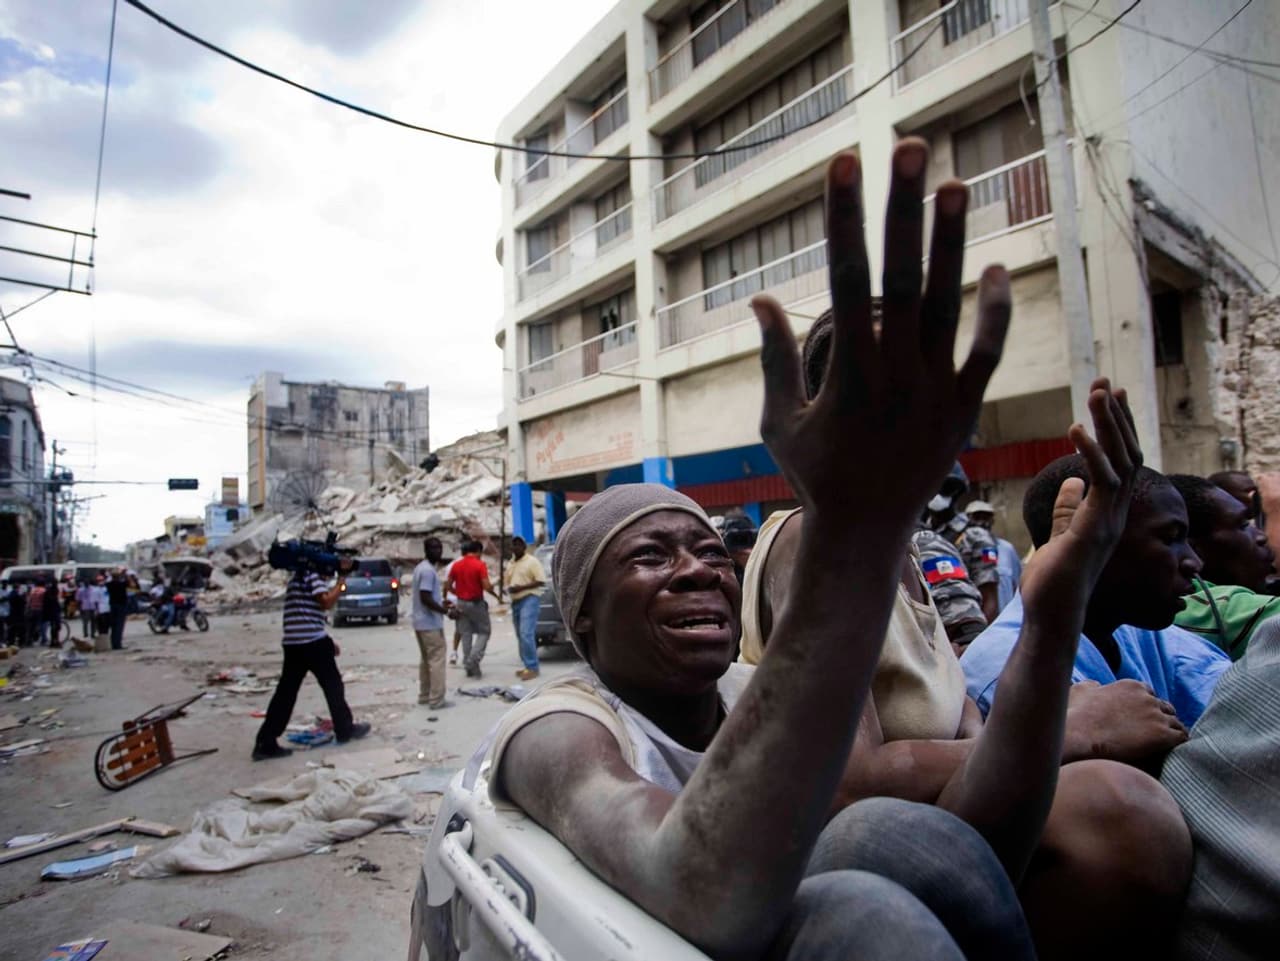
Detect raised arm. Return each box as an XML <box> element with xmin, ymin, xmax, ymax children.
<box><xmin>936</xmin><ymin>381</ymin><xmax>1143</xmax><ymax>882</ymax></box>
<box><xmin>502</xmin><ymin>142</ymin><xmax>1010</xmax><ymax>958</ymax></box>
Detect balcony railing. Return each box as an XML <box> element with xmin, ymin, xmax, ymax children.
<box><xmin>517</xmin><ymin>204</ymin><xmax>634</xmax><ymax>301</ymax></box>
<box><xmin>515</xmin><ymin>89</ymin><xmax>629</xmax><ymax>208</ymax></box>
<box><xmin>649</xmin><ymin>0</ymin><xmax>781</xmax><ymax>104</ymax></box>
<box><xmin>891</xmin><ymin>0</ymin><xmax>1030</xmax><ymax>89</ymax></box>
<box><xmin>923</xmin><ymin>147</ymin><xmax>1055</xmax><ymax>247</ymax></box>
<box><xmin>658</xmin><ymin>240</ymin><xmax>826</xmax><ymax>349</ymax></box>
<box><xmin>518</xmin><ymin>321</ymin><xmax>640</xmax><ymax>399</ymax></box>
<box><xmin>652</xmin><ymin>65</ymin><xmax>854</xmax><ymax>224</ymax></box>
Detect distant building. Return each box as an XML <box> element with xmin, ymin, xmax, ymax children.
<box><xmin>0</xmin><ymin>377</ymin><xmax>47</xmax><ymax>566</ymax></box>
<box><xmin>204</xmin><ymin>501</ymin><xmax>247</xmax><ymax>549</ymax></box>
<box><xmin>247</xmin><ymin>372</ymin><xmax>430</xmax><ymax>514</ymax></box>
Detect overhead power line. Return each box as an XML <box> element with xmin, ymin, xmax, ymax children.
<box><xmin>122</xmin><ymin>0</ymin><xmax>943</xmax><ymax>163</ymax></box>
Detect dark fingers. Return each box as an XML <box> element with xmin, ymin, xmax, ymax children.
<box><xmin>880</xmin><ymin>139</ymin><xmax>928</xmax><ymax>369</ymax></box>
<box><xmin>1111</xmin><ymin>387</ymin><xmax>1144</xmax><ymax>468</ymax></box>
<box><xmin>955</xmin><ymin>265</ymin><xmax>1011</xmax><ymax>425</ymax></box>
<box><xmin>921</xmin><ymin>180</ymin><xmax>968</xmax><ymax>367</ymax></box>
<box><xmin>752</xmin><ymin>295</ymin><xmax>804</xmax><ymax>446</ymax></box>
<box><xmin>1050</xmin><ymin>476</ymin><xmax>1086</xmax><ymax>539</ymax></box>
<box><xmin>1082</xmin><ymin>389</ymin><xmax>1123</xmax><ymax>490</ymax></box>
<box><xmin>1072</xmin><ymin>417</ymin><xmax>1121</xmax><ymax>493</ymax></box>
<box><xmin>824</xmin><ymin>152</ymin><xmax>876</xmax><ymax>396</ymax></box>
<box><xmin>1085</xmin><ymin>378</ymin><xmax>1134</xmax><ymax>483</ymax></box>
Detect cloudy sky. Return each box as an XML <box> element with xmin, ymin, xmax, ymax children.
<box><xmin>0</xmin><ymin>0</ymin><xmax>615</xmax><ymax>550</ymax></box>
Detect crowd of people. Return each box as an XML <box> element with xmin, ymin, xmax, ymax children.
<box><xmin>454</xmin><ymin>143</ymin><xmax>1275</xmax><ymax>961</ymax></box>
<box><xmin>0</xmin><ymin>568</ymin><xmax>153</xmax><ymax>651</ymax></box>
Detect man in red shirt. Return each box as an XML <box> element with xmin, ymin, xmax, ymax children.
<box><xmin>445</xmin><ymin>540</ymin><xmax>501</xmax><ymax>677</ymax></box>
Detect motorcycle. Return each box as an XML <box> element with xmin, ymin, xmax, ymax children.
<box><xmin>147</xmin><ymin>593</ymin><xmax>209</xmax><ymax>633</ymax></box>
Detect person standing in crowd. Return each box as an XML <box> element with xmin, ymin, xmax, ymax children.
<box><xmin>411</xmin><ymin>537</ymin><xmax>451</xmax><ymax>710</ymax></box>
<box><xmin>966</xmin><ymin>500</ymin><xmax>1023</xmax><ymax>612</ymax></box>
<box><xmin>926</xmin><ymin>466</ymin><xmax>1001</xmax><ymax>624</ymax></box>
<box><xmin>503</xmin><ymin>536</ymin><xmax>546</xmax><ymax>682</ymax></box>
<box><xmin>912</xmin><ymin>521</ymin><xmax>990</xmax><ymax>655</ymax></box>
<box><xmin>42</xmin><ymin>577</ymin><xmax>61</xmax><ymax>646</ymax></box>
<box><xmin>8</xmin><ymin>583</ymin><xmax>25</xmax><ymax>647</ymax></box>
<box><xmin>253</xmin><ymin>559</ymin><xmax>370</xmax><ymax>761</ymax></box>
<box><xmin>76</xmin><ymin>579</ymin><xmax>96</xmax><ymax>640</ymax></box>
<box><xmin>91</xmin><ymin>575</ymin><xmax>111</xmax><ymax>637</ymax></box>
<box><xmin>721</xmin><ymin>515</ymin><xmax>759</xmax><ymax>587</ymax></box>
<box><xmin>445</xmin><ymin>540</ymin><xmax>501</xmax><ymax>678</ymax></box>
<box><xmin>106</xmin><ymin>568</ymin><xmax>130</xmax><ymax>651</ymax></box>
<box><xmin>443</xmin><ymin>555</ymin><xmax>462</xmax><ymax>666</ymax></box>
<box><xmin>26</xmin><ymin>578</ymin><xmax>45</xmax><ymax>646</ymax></box>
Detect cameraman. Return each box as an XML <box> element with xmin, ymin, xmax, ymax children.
<box><xmin>253</xmin><ymin>557</ymin><xmax>370</xmax><ymax>760</ymax></box>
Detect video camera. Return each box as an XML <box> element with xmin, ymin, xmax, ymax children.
<box><xmin>267</xmin><ymin>532</ymin><xmax>357</xmax><ymax>577</ymax></box>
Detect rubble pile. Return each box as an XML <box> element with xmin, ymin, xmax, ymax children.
<box><xmin>205</xmin><ymin>432</ymin><xmax>518</xmax><ymax>609</ymax></box>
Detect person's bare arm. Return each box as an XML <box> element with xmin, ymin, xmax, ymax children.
<box><xmin>481</xmin><ymin>572</ymin><xmax>502</xmax><ymax>602</ymax></box>
<box><xmin>978</xmin><ymin>581</ymin><xmax>1000</xmax><ymax>623</ymax></box>
<box><xmin>936</xmin><ymin>382</ymin><xmax>1144</xmax><ymax>883</ymax></box>
<box><xmin>1255</xmin><ymin>472</ymin><xmax>1280</xmax><ymax>564</ymax></box>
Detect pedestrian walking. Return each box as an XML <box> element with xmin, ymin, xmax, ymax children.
<box><xmin>42</xmin><ymin>578</ymin><xmax>62</xmax><ymax>646</ymax></box>
<box><xmin>76</xmin><ymin>580</ymin><xmax>96</xmax><ymax>639</ymax></box>
<box><xmin>411</xmin><ymin>538</ymin><xmax>452</xmax><ymax>709</ymax></box>
<box><xmin>503</xmin><ymin>536</ymin><xmax>546</xmax><ymax>681</ymax></box>
<box><xmin>8</xmin><ymin>584</ymin><xmax>25</xmax><ymax>647</ymax></box>
<box><xmin>106</xmin><ymin>568</ymin><xmax>130</xmax><ymax>651</ymax></box>
<box><xmin>252</xmin><ymin>561</ymin><xmax>370</xmax><ymax>761</ymax></box>
<box><xmin>443</xmin><ymin>557</ymin><xmax>461</xmax><ymax>665</ymax></box>
<box><xmin>444</xmin><ymin>540</ymin><xmax>501</xmax><ymax>678</ymax></box>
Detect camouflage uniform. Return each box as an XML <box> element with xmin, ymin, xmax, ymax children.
<box><xmin>941</xmin><ymin>513</ymin><xmax>1001</xmax><ymax>595</ymax></box>
<box><xmin>911</xmin><ymin>526</ymin><xmax>988</xmax><ymax>646</ymax></box>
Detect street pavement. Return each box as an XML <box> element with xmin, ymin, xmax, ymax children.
<box><xmin>0</xmin><ymin>600</ymin><xmax>581</xmax><ymax>960</ymax></box>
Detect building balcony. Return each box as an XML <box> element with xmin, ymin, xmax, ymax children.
<box><xmin>658</xmin><ymin>239</ymin><xmax>826</xmax><ymax>349</ymax></box>
<box><xmin>514</xmin><ymin>89</ymin><xmax>629</xmax><ymax>209</ymax></box>
<box><xmin>649</xmin><ymin>0</ymin><xmax>783</xmax><ymax>104</ymax></box>
<box><xmin>924</xmin><ymin>147</ymin><xmax>1057</xmax><ymax>249</ymax></box>
<box><xmin>518</xmin><ymin>321</ymin><xmax>639</xmax><ymax>400</ymax></box>
<box><xmin>517</xmin><ymin>204</ymin><xmax>634</xmax><ymax>302</ymax></box>
<box><xmin>652</xmin><ymin>65</ymin><xmax>854</xmax><ymax>224</ymax></box>
<box><xmin>892</xmin><ymin>0</ymin><xmax>1030</xmax><ymax>91</ymax></box>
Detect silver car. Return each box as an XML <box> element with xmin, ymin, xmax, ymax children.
<box><xmin>334</xmin><ymin>557</ymin><xmax>400</xmax><ymax>626</ymax></box>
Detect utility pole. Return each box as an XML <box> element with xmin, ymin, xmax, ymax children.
<box><xmin>1029</xmin><ymin>0</ymin><xmax>1097</xmax><ymax>428</ymax></box>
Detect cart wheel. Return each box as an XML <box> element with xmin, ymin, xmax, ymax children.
<box><xmin>194</xmin><ymin>611</ymin><xmax>209</xmax><ymax>632</ymax></box>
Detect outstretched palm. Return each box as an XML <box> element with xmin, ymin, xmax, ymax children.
<box><xmin>752</xmin><ymin>141</ymin><xmax>1011</xmax><ymax>534</ymax></box>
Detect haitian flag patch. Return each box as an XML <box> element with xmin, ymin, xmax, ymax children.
<box><xmin>922</xmin><ymin>555</ymin><xmax>969</xmax><ymax>584</ymax></box>
<box><xmin>980</xmin><ymin>547</ymin><xmax>999</xmax><ymax>566</ymax></box>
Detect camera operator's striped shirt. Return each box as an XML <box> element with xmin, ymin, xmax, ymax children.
<box><xmin>283</xmin><ymin>571</ymin><xmax>329</xmax><ymax>645</ymax></box>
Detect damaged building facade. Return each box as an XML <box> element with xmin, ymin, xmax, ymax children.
<box><xmin>0</xmin><ymin>377</ymin><xmax>47</xmax><ymax>566</ymax></box>
<box><xmin>493</xmin><ymin>0</ymin><xmax>1279</xmax><ymax>552</ymax></box>
<box><xmin>247</xmin><ymin>372</ymin><xmax>430</xmax><ymax>515</ymax></box>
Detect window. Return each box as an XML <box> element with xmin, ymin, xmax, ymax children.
<box><xmin>0</xmin><ymin>417</ymin><xmax>9</xmax><ymax>483</ymax></box>
<box><xmin>525</xmin><ymin>128</ymin><xmax>550</xmax><ymax>182</ymax></box>
<box><xmin>595</xmin><ymin>182</ymin><xmax>633</xmax><ymax>248</ymax></box>
<box><xmin>691</xmin><ymin>36</ymin><xmax>849</xmax><ymax>188</ymax></box>
<box><xmin>526</xmin><ymin>222</ymin><xmax>555</xmax><ymax>273</ymax></box>
<box><xmin>942</xmin><ymin>0</ymin><xmax>991</xmax><ymax>44</ymax></box>
<box><xmin>20</xmin><ymin>420</ymin><xmax>28</xmax><ymax>473</ymax></box>
<box><xmin>591</xmin><ymin>290</ymin><xmax>637</xmax><ymax>347</ymax></box>
<box><xmin>690</xmin><ymin>0</ymin><xmax>777</xmax><ymax>66</ymax></box>
<box><xmin>343</xmin><ymin>410</ymin><xmax>359</xmax><ymax>423</ymax></box>
<box><xmin>592</xmin><ymin>76</ymin><xmax>628</xmax><ymax>143</ymax></box>
<box><xmin>701</xmin><ymin>198</ymin><xmax>824</xmax><ymax>309</ymax></box>
<box><xmin>528</xmin><ymin>321</ymin><xmax>555</xmax><ymax>364</ymax></box>
<box><xmin>1152</xmin><ymin>290</ymin><xmax>1185</xmax><ymax>367</ymax></box>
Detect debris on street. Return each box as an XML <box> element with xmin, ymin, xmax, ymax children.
<box><xmin>131</xmin><ymin>768</ymin><xmax>411</xmax><ymax>877</ymax></box>
<box><xmin>41</xmin><ymin>845</ymin><xmax>145</xmax><ymax>881</ymax></box>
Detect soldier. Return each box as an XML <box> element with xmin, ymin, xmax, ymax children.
<box><xmin>911</xmin><ymin>523</ymin><xmax>989</xmax><ymax>657</ymax></box>
<box><xmin>924</xmin><ymin>464</ymin><xmax>1001</xmax><ymax>624</ymax></box>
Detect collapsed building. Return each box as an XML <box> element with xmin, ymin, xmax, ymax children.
<box><xmin>207</xmin><ymin>430</ymin><xmax>523</xmax><ymax>607</ymax></box>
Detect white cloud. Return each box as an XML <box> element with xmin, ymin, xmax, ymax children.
<box><xmin>1</xmin><ymin>0</ymin><xmax>615</xmax><ymax>549</ymax></box>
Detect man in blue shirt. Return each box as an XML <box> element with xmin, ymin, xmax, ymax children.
<box><xmin>962</xmin><ymin>455</ymin><xmax>1231</xmax><ymax>735</ymax></box>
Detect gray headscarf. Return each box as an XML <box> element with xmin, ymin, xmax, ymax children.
<box><xmin>552</xmin><ymin>484</ymin><xmax>715</xmax><ymax>657</ymax></box>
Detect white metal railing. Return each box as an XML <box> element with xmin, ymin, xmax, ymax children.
<box><xmin>518</xmin><ymin>321</ymin><xmax>640</xmax><ymax>399</ymax></box>
<box><xmin>923</xmin><ymin>147</ymin><xmax>1056</xmax><ymax>247</ymax></box>
<box><xmin>517</xmin><ymin>204</ymin><xmax>633</xmax><ymax>301</ymax></box>
<box><xmin>515</xmin><ymin>89</ymin><xmax>629</xmax><ymax>207</ymax></box>
<box><xmin>891</xmin><ymin>0</ymin><xmax>1030</xmax><ymax>89</ymax></box>
<box><xmin>657</xmin><ymin>240</ymin><xmax>826</xmax><ymax>349</ymax></box>
<box><xmin>652</xmin><ymin>65</ymin><xmax>854</xmax><ymax>223</ymax></box>
<box><xmin>649</xmin><ymin>0</ymin><xmax>781</xmax><ymax>103</ymax></box>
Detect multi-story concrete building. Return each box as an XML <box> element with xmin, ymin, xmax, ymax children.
<box><xmin>247</xmin><ymin>372</ymin><xmax>429</xmax><ymax>514</ymax></box>
<box><xmin>0</xmin><ymin>377</ymin><xmax>47</xmax><ymax>566</ymax></box>
<box><xmin>495</xmin><ymin>0</ymin><xmax>1278</xmax><ymax>550</ymax></box>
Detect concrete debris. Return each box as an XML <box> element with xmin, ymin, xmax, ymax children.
<box><xmin>204</xmin><ymin>430</ymin><xmax>530</xmax><ymax>610</ymax></box>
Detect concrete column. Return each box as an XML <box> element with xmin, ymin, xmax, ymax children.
<box><xmin>510</xmin><ymin>482</ymin><xmax>535</xmax><ymax>542</ymax></box>
<box><xmin>848</xmin><ymin>0</ymin><xmax>899</xmax><ymax>288</ymax></box>
<box><xmin>545</xmin><ymin>491</ymin><xmax>568</xmax><ymax>543</ymax></box>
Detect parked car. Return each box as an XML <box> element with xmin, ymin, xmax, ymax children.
<box><xmin>334</xmin><ymin>557</ymin><xmax>400</xmax><ymax>626</ymax></box>
<box><xmin>533</xmin><ymin>544</ymin><xmax>571</xmax><ymax>651</ymax></box>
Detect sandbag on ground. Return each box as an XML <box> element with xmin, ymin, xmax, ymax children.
<box><xmin>131</xmin><ymin>768</ymin><xmax>411</xmax><ymax>878</ymax></box>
